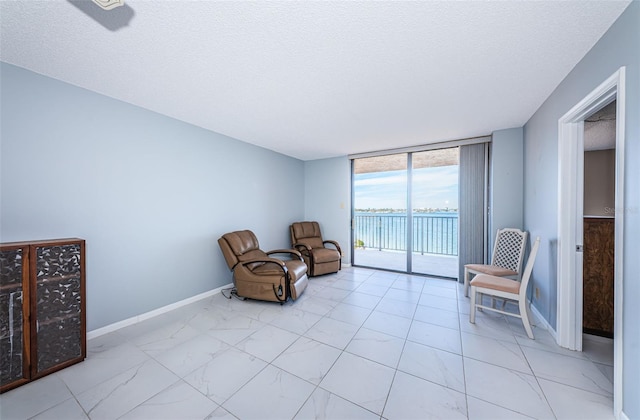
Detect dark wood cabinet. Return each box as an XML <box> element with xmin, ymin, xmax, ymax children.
<box><xmin>583</xmin><ymin>218</ymin><xmax>614</xmax><ymax>338</ymax></box>
<box><xmin>0</xmin><ymin>238</ymin><xmax>85</xmax><ymax>393</ymax></box>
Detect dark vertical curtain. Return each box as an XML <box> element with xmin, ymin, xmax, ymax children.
<box><xmin>458</xmin><ymin>143</ymin><xmax>488</xmax><ymax>282</ymax></box>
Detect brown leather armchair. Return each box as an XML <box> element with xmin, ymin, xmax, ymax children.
<box><xmin>290</xmin><ymin>221</ymin><xmax>342</xmax><ymax>277</ymax></box>
<box><xmin>218</xmin><ymin>230</ymin><xmax>308</xmax><ymax>302</ymax></box>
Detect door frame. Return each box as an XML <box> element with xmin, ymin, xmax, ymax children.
<box><xmin>556</xmin><ymin>67</ymin><xmax>625</xmax><ymax>416</ymax></box>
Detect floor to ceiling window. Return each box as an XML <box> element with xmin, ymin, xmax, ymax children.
<box><xmin>352</xmin><ymin>154</ymin><xmax>409</xmax><ymax>272</ymax></box>
<box><xmin>410</xmin><ymin>148</ymin><xmax>459</xmax><ymax>276</ymax></box>
<box><xmin>351</xmin><ymin>147</ymin><xmax>459</xmax><ymax>278</ymax></box>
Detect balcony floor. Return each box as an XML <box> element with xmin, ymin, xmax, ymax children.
<box><xmin>353</xmin><ymin>248</ymin><xmax>458</xmax><ymax>279</ymax></box>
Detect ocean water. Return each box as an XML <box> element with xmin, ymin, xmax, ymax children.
<box><xmin>354</xmin><ymin>212</ymin><xmax>458</xmax><ymax>256</ymax></box>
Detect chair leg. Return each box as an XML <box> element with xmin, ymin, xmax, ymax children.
<box><xmin>469</xmin><ymin>286</ymin><xmax>477</xmax><ymax>324</ymax></box>
<box><xmin>519</xmin><ymin>297</ymin><xmax>534</xmax><ymax>339</ymax></box>
<box><xmin>464</xmin><ymin>268</ymin><xmax>470</xmax><ymax>297</ymax></box>
<box><xmin>492</xmin><ymin>297</ymin><xmax>508</xmax><ymax>309</ymax></box>
<box><xmin>525</xmin><ymin>301</ymin><xmax>534</xmax><ymax>324</ymax></box>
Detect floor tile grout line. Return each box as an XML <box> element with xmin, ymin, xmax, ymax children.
<box><xmin>5</xmin><ymin>266</ymin><xmax>615</xmax><ymax>420</ymax></box>
<box><xmin>456</xmin><ymin>281</ymin><xmax>472</xmax><ymax>419</ymax></box>
<box><xmin>292</xmin><ymin>270</ymin><xmax>387</xmax><ymax>419</ymax></box>
<box><xmin>310</xmin><ymin>272</ymin><xmax>401</xmax><ymax>418</ymax></box>
<box><xmin>466</xmin><ymin>291</ymin><xmax>562</xmax><ymax>419</ymax></box>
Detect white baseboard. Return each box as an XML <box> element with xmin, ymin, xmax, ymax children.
<box><xmin>530</xmin><ymin>303</ymin><xmax>557</xmax><ymax>340</ymax></box>
<box><xmin>529</xmin><ymin>307</ymin><xmax>615</xmax><ymax>347</ymax></box>
<box><xmin>87</xmin><ymin>283</ymin><xmax>233</xmax><ymax>340</ymax></box>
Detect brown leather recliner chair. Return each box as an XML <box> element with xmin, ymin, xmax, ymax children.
<box><xmin>218</xmin><ymin>230</ymin><xmax>308</xmax><ymax>302</ymax></box>
<box><xmin>290</xmin><ymin>221</ymin><xmax>342</xmax><ymax>277</ymax></box>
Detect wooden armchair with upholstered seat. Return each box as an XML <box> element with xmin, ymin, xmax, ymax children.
<box><xmin>469</xmin><ymin>236</ymin><xmax>541</xmax><ymax>339</ymax></box>
<box><xmin>464</xmin><ymin>228</ymin><xmax>528</xmax><ymax>297</ymax></box>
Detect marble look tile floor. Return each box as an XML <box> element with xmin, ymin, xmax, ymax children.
<box><xmin>0</xmin><ymin>267</ymin><xmax>614</xmax><ymax>419</ymax></box>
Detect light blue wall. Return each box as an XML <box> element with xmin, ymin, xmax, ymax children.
<box><xmin>490</xmin><ymin>127</ymin><xmax>524</xmax><ymax>256</ymax></box>
<box><xmin>523</xmin><ymin>2</ymin><xmax>639</xmax><ymax>416</ymax></box>
<box><xmin>0</xmin><ymin>63</ymin><xmax>305</xmax><ymax>331</ymax></box>
<box><xmin>303</xmin><ymin>157</ymin><xmax>351</xmax><ymax>263</ymax></box>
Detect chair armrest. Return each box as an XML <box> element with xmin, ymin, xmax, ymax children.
<box><xmin>267</xmin><ymin>249</ymin><xmax>304</xmax><ymax>261</ymax></box>
<box><xmin>238</xmin><ymin>257</ymin><xmax>289</xmax><ymax>274</ymax></box>
<box><xmin>291</xmin><ymin>242</ymin><xmax>312</xmax><ymax>252</ymax></box>
<box><xmin>323</xmin><ymin>240</ymin><xmax>342</xmax><ymax>255</ymax></box>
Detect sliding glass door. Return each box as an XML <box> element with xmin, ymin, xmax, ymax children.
<box><xmin>352</xmin><ymin>148</ymin><xmax>459</xmax><ymax>277</ymax></box>
<box><xmin>410</xmin><ymin>149</ymin><xmax>459</xmax><ymax>277</ymax></box>
<box><xmin>352</xmin><ymin>154</ymin><xmax>408</xmax><ymax>271</ymax></box>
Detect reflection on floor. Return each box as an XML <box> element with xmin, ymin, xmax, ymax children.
<box><xmin>0</xmin><ymin>266</ymin><xmax>614</xmax><ymax>419</ymax></box>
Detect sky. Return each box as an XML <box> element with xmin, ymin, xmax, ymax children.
<box><xmin>354</xmin><ymin>165</ymin><xmax>459</xmax><ymax>210</ymax></box>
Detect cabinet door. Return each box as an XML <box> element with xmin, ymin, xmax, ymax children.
<box><xmin>0</xmin><ymin>246</ymin><xmax>30</xmax><ymax>391</ymax></box>
<box><xmin>32</xmin><ymin>241</ymin><xmax>85</xmax><ymax>377</ymax></box>
<box><xmin>583</xmin><ymin>219</ymin><xmax>614</xmax><ymax>337</ymax></box>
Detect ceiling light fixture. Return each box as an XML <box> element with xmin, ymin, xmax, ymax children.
<box><xmin>92</xmin><ymin>0</ymin><xmax>124</xmax><ymax>10</ymax></box>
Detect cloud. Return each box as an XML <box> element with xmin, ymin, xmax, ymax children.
<box><xmin>354</xmin><ymin>165</ymin><xmax>458</xmax><ymax>209</ymax></box>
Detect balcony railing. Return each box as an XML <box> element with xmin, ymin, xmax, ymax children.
<box><xmin>354</xmin><ymin>213</ymin><xmax>458</xmax><ymax>256</ymax></box>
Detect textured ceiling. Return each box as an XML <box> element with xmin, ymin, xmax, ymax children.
<box><xmin>585</xmin><ymin>101</ymin><xmax>617</xmax><ymax>151</ymax></box>
<box><xmin>0</xmin><ymin>0</ymin><xmax>631</xmax><ymax>161</ymax></box>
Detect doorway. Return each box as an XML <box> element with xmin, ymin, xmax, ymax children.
<box><xmin>557</xmin><ymin>67</ymin><xmax>625</xmax><ymax>416</ymax></box>
<box><xmin>582</xmin><ymin>101</ymin><xmax>616</xmax><ymax>340</ymax></box>
<box><xmin>351</xmin><ymin>148</ymin><xmax>459</xmax><ymax>277</ymax></box>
